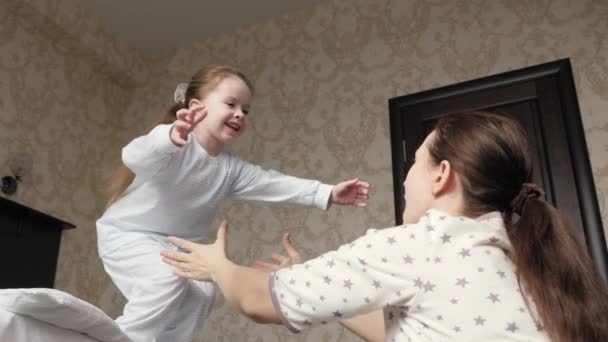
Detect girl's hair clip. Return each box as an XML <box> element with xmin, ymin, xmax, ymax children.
<box><xmin>174</xmin><ymin>82</ymin><xmax>189</xmax><ymax>104</ymax></box>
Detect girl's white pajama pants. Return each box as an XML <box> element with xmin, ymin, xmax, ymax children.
<box><xmin>101</xmin><ymin>237</ymin><xmax>216</xmax><ymax>342</ymax></box>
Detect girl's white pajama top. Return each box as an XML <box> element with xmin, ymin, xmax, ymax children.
<box><xmin>97</xmin><ymin>124</ymin><xmax>333</xmax><ymax>256</ymax></box>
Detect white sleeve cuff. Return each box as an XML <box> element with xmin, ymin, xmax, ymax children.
<box><xmin>313</xmin><ymin>183</ymin><xmax>333</xmax><ymax>210</ymax></box>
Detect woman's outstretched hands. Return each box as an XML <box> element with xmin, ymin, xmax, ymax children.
<box><xmin>331</xmin><ymin>178</ymin><xmax>371</xmax><ymax>208</ymax></box>
<box><xmin>170</xmin><ymin>103</ymin><xmax>206</xmax><ymax>146</ymax></box>
<box><xmin>161</xmin><ymin>220</ymin><xmax>229</xmax><ymax>281</ymax></box>
<box><xmin>252</xmin><ymin>232</ymin><xmax>303</xmax><ymax>272</ymax></box>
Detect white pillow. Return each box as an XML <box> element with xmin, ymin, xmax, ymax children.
<box><xmin>0</xmin><ymin>288</ymin><xmax>130</xmax><ymax>342</ymax></box>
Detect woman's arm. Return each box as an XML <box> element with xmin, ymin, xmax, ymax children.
<box><xmin>213</xmin><ymin>261</ymin><xmax>280</xmax><ymax>324</ymax></box>
<box><xmin>340</xmin><ymin>310</ymin><xmax>386</xmax><ymax>342</ymax></box>
<box><xmin>252</xmin><ymin>235</ymin><xmax>386</xmax><ymax>342</ymax></box>
<box><xmin>161</xmin><ymin>221</ymin><xmax>280</xmax><ymax>324</ymax></box>
<box><xmin>162</xmin><ymin>221</ymin><xmax>414</xmax><ymax>334</ymax></box>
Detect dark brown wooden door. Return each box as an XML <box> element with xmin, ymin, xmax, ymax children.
<box><xmin>389</xmin><ymin>59</ymin><xmax>607</xmax><ymax>282</ymax></box>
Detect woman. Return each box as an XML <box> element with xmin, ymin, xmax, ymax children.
<box><xmin>161</xmin><ymin>111</ymin><xmax>608</xmax><ymax>341</ymax></box>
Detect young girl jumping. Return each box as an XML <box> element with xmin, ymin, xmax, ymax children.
<box><xmin>96</xmin><ymin>65</ymin><xmax>370</xmax><ymax>342</ymax></box>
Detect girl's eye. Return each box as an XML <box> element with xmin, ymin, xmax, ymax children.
<box><xmin>226</xmin><ymin>102</ymin><xmax>235</xmax><ymax>107</ymax></box>
<box><xmin>243</xmin><ymin>109</ymin><xmax>249</xmax><ymax>115</ymax></box>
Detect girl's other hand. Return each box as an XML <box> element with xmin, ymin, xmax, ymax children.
<box><xmin>170</xmin><ymin>104</ymin><xmax>206</xmax><ymax>146</ymax></box>
<box><xmin>331</xmin><ymin>178</ymin><xmax>371</xmax><ymax>208</ymax></box>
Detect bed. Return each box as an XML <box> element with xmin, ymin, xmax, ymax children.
<box><xmin>0</xmin><ymin>288</ymin><xmax>131</xmax><ymax>342</ymax></box>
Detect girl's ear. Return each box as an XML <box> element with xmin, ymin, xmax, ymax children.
<box><xmin>431</xmin><ymin>160</ymin><xmax>453</xmax><ymax>196</ymax></box>
<box><xmin>188</xmin><ymin>98</ymin><xmax>202</xmax><ymax>109</ymax></box>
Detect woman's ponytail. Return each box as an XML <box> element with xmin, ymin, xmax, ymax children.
<box><xmin>506</xmin><ymin>186</ymin><xmax>608</xmax><ymax>342</ymax></box>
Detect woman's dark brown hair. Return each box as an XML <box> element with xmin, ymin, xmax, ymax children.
<box><xmin>428</xmin><ymin>111</ymin><xmax>608</xmax><ymax>341</ymax></box>
<box><xmin>105</xmin><ymin>65</ymin><xmax>254</xmax><ymax>205</ymax></box>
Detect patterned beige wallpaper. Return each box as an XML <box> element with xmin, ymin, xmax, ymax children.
<box><xmin>0</xmin><ymin>0</ymin><xmax>144</xmax><ymax>317</ymax></box>
<box><xmin>1</xmin><ymin>0</ymin><xmax>607</xmax><ymax>341</ymax></box>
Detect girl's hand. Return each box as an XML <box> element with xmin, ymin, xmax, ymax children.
<box><xmin>331</xmin><ymin>178</ymin><xmax>370</xmax><ymax>208</ymax></box>
<box><xmin>170</xmin><ymin>104</ymin><xmax>206</xmax><ymax>146</ymax></box>
<box><xmin>161</xmin><ymin>220</ymin><xmax>229</xmax><ymax>281</ymax></box>
<box><xmin>252</xmin><ymin>232</ymin><xmax>303</xmax><ymax>272</ymax></box>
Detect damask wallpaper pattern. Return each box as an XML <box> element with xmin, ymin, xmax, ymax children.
<box><xmin>0</xmin><ymin>0</ymin><xmax>607</xmax><ymax>341</ymax></box>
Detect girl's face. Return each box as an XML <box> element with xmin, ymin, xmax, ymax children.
<box><xmin>196</xmin><ymin>75</ymin><xmax>252</xmax><ymax>146</ymax></box>
<box><xmin>402</xmin><ymin>132</ymin><xmax>437</xmax><ymax>224</ymax></box>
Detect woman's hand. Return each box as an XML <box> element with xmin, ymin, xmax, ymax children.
<box><xmin>331</xmin><ymin>178</ymin><xmax>371</xmax><ymax>208</ymax></box>
<box><xmin>161</xmin><ymin>220</ymin><xmax>229</xmax><ymax>281</ymax></box>
<box><xmin>170</xmin><ymin>103</ymin><xmax>206</xmax><ymax>146</ymax></box>
<box><xmin>252</xmin><ymin>232</ymin><xmax>303</xmax><ymax>272</ymax></box>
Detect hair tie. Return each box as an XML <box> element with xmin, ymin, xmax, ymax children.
<box><xmin>174</xmin><ymin>82</ymin><xmax>189</xmax><ymax>105</ymax></box>
<box><xmin>510</xmin><ymin>183</ymin><xmax>545</xmax><ymax>215</ymax></box>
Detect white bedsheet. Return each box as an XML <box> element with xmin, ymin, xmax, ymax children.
<box><xmin>0</xmin><ymin>288</ymin><xmax>131</xmax><ymax>342</ymax></box>
<box><xmin>0</xmin><ymin>309</ymin><xmax>98</xmax><ymax>342</ymax></box>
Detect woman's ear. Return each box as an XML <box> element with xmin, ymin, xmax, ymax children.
<box><xmin>431</xmin><ymin>160</ymin><xmax>453</xmax><ymax>196</ymax></box>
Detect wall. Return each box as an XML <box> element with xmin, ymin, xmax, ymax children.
<box><xmin>0</xmin><ymin>0</ymin><xmax>150</xmax><ymax>315</ymax></box>
<box><xmin>1</xmin><ymin>0</ymin><xmax>606</xmax><ymax>341</ymax></box>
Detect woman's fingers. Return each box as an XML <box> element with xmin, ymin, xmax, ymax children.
<box><xmin>161</xmin><ymin>257</ymin><xmax>190</xmax><ymax>271</ymax></box>
<box><xmin>252</xmin><ymin>260</ymin><xmax>279</xmax><ymax>272</ymax></box>
<box><xmin>216</xmin><ymin>221</ymin><xmax>228</xmax><ymax>252</ymax></box>
<box><xmin>167</xmin><ymin>236</ymin><xmax>199</xmax><ymax>252</ymax></box>
<box><xmin>271</xmin><ymin>253</ymin><xmax>288</xmax><ymax>264</ymax></box>
<box><xmin>160</xmin><ymin>250</ymin><xmax>189</xmax><ymax>262</ymax></box>
<box><xmin>282</xmin><ymin>233</ymin><xmax>302</xmax><ymax>262</ymax></box>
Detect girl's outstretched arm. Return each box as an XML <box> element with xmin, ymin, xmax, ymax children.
<box><xmin>330</xmin><ymin>178</ymin><xmax>370</xmax><ymax>208</ymax></box>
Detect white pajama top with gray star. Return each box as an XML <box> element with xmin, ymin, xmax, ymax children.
<box><xmin>269</xmin><ymin>209</ymin><xmax>550</xmax><ymax>341</ymax></box>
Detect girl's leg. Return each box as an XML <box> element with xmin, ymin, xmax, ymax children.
<box><xmin>101</xmin><ymin>237</ymin><xmax>216</xmax><ymax>342</ymax></box>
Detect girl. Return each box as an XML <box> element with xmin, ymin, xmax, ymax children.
<box><xmin>97</xmin><ymin>65</ymin><xmax>370</xmax><ymax>342</ymax></box>
<box><xmin>162</xmin><ymin>111</ymin><xmax>608</xmax><ymax>341</ymax></box>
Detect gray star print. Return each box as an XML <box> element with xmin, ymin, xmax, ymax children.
<box><xmin>487</xmin><ymin>293</ymin><xmax>500</xmax><ymax>303</ymax></box>
<box><xmin>474</xmin><ymin>316</ymin><xmax>486</xmax><ymax>326</ymax></box>
<box><xmin>456</xmin><ymin>277</ymin><xmax>469</xmax><ymax>287</ymax></box>
<box><xmin>440</xmin><ymin>233</ymin><xmax>451</xmax><ymax>243</ymax></box>
<box><xmin>459</xmin><ymin>248</ymin><xmax>471</xmax><ymax>258</ymax></box>
<box><xmin>506</xmin><ymin>322</ymin><xmax>519</xmax><ymax>332</ymax></box>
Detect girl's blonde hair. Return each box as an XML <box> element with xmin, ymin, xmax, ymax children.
<box><xmin>105</xmin><ymin>65</ymin><xmax>254</xmax><ymax>206</ymax></box>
